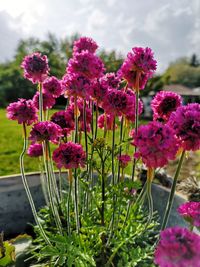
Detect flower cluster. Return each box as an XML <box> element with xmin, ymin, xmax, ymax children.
<box><xmin>178</xmin><ymin>202</ymin><xmax>200</xmax><ymax>228</ymax></box>
<box><xmin>99</xmin><ymin>73</ymin><xmax>120</xmax><ymax>90</ymax></box>
<box><xmin>53</xmin><ymin>142</ymin><xmax>86</xmax><ymax>169</ymax></box>
<box><xmin>117</xmin><ymin>154</ymin><xmax>131</xmax><ymax>168</ymax></box>
<box><xmin>50</xmin><ymin>110</ymin><xmax>75</xmax><ymax>136</ymax></box>
<box><xmin>154</xmin><ymin>227</ymin><xmax>200</xmax><ymax>267</ymax></box>
<box><xmin>27</xmin><ymin>143</ymin><xmax>43</xmax><ymax>157</ymax></box>
<box><xmin>98</xmin><ymin>113</ymin><xmax>117</xmax><ymax>130</ymax></box>
<box><xmin>67</xmin><ymin>50</ymin><xmax>105</xmax><ymax>80</ymax></box>
<box><xmin>168</xmin><ymin>103</ymin><xmax>200</xmax><ymax>151</ymax></box>
<box><xmin>29</xmin><ymin>121</ymin><xmax>62</xmax><ymax>144</ymax></box>
<box><xmin>133</xmin><ymin>121</ymin><xmax>179</xmax><ymax>168</ymax></box>
<box><xmin>151</xmin><ymin>91</ymin><xmax>182</xmax><ymax>122</ymax></box>
<box><xmin>21</xmin><ymin>52</ymin><xmax>49</xmax><ymax>84</ymax></box>
<box><xmin>7</xmin><ymin>98</ymin><xmax>38</xmax><ymax>125</ymax></box>
<box><xmin>119</xmin><ymin>47</ymin><xmax>157</xmax><ymax>89</ymax></box>
<box><xmin>42</xmin><ymin>76</ymin><xmax>63</xmax><ymax>98</ymax></box>
<box><xmin>73</xmin><ymin>36</ymin><xmax>98</xmax><ymax>54</ymax></box>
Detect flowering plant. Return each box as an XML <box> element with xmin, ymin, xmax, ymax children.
<box><xmin>6</xmin><ymin>37</ymin><xmax>200</xmax><ymax>266</ymax></box>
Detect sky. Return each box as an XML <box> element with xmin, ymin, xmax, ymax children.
<box><xmin>0</xmin><ymin>0</ymin><xmax>199</xmax><ymax>72</ymax></box>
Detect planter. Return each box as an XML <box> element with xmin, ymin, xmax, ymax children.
<box><xmin>0</xmin><ymin>173</ymin><xmax>187</xmax><ymax>237</ymax></box>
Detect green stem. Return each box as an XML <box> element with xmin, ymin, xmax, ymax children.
<box><xmin>94</xmin><ymin>102</ymin><xmax>99</xmax><ymax>140</ymax></box>
<box><xmin>20</xmin><ymin>123</ymin><xmax>50</xmax><ymax>245</ymax></box>
<box><xmin>74</xmin><ymin>169</ymin><xmax>80</xmax><ymax>233</ymax></box>
<box><xmin>38</xmin><ymin>83</ymin><xmax>43</xmax><ymax>122</ymax></box>
<box><xmin>101</xmin><ymin>161</ymin><xmax>105</xmax><ymax>226</ymax></box>
<box><xmin>67</xmin><ymin>171</ymin><xmax>72</xmax><ymax>235</ymax></box>
<box><xmin>161</xmin><ymin>150</ymin><xmax>185</xmax><ymax>230</ymax></box>
<box><xmin>117</xmin><ymin>116</ymin><xmax>124</xmax><ymax>183</ymax></box>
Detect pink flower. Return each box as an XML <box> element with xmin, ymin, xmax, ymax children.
<box><xmin>133</xmin><ymin>121</ymin><xmax>179</xmax><ymax>168</ymax></box>
<box><xmin>27</xmin><ymin>143</ymin><xmax>43</xmax><ymax>157</ymax></box>
<box><xmin>67</xmin><ymin>50</ymin><xmax>105</xmax><ymax>79</ymax></box>
<box><xmin>53</xmin><ymin>142</ymin><xmax>86</xmax><ymax>169</ymax></box>
<box><xmin>151</xmin><ymin>91</ymin><xmax>182</xmax><ymax>122</ymax></box>
<box><xmin>73</xmin><ymin>36</ymin><xmax>98</xmax><ymax>54</ymax></box>
<box><xmin>102</xmin><ymin>89</ymin><xmax>134</xmax><ymax>116</ymax></box>
<box><xmin>119</xmin><ymin>47</ymin><xmax>157</xmax><ymax>89</ymax></box>
<box><xmin>178</xmin><ymin>202</ymin><xmax>200</xmax><ymax>228</ymax></box>
<box><xmin>99</xmin><ymin>73</ymin><xmax>120</xmax><ymax>90</ymax></box>
<box><xmin>62</xmin><ymin>73</ymin><xmax>91</xmax><ymax>99</ymax></box>
<box><xmin>168</xmin><ymin>103</ymin><xmax>200</xmax><ymax>151</ymax></box>
<box><xmin>29</xmin><ymin>121</ymin><xmax>62</xmax><ymax>144</ymax></box>
<box><xmin>7</xmin><ymin>98</ymin><xmax>38</xmax><ymax>125</ymax></box>
<box><xmin>33</xmin><ymin>91</ymin><xmax>56</xmax><ymax>111</ymax></box>
<box><xmin>97</xmin><ymin>113</ymin><xmax>117</xmax><ymax>130</ymax></box>
<box><xmin>124</xmin><ymin>89</ymin><xmax>143</xmax><ymax>122</ymax></box>
<box><xmin>50</xmin><ymin>110</ymin><xmax>75</xmax><ymax>136</ymax></box>
<box><xmin>42</xmin><ymin>76</ymin><xmax>63</xmax><ymax>98</ymax></box>
<box><xmin>117</xmin><ymin>154</ymin><xmax>131</xmax><ymax>168</ymax></box>
<box><xmin>21</xmin><ymin>52</ymin><xmax>49</xmax><ymax>84</ymax></box>
<box><xmin>89</xmin><ymin>79</ymin><xmax>108</xmax><ymax>104</ymax></box>
<box><xmin>154</xmin><ymin>227</ymin><xmax>200</xmax><ymax>267</ymax></box>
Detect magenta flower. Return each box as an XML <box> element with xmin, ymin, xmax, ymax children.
<box><xmin>50</xmin><ymin>110</ymin><xmax>75</xmax><ymax>136</ymax></box>
<box><xmin>168</xmin><ymin>103</ymin><xmax>200</xmax><ymax>151</ymax></box>
<box><xmin>53</xmin><ymin>142</ymin><xmax>86</xmax><ymax>169</ymax></box>
<box><xmin>7</xmin><ymin>98</ymin><xmax>38</xmax><ymax>126</ymax></box>
<box><xmin>29</xmin><ymin>121</ymin><xmax>62</xmax><ymax>144</ymax></box>
<box><xmin>102</xmin><ymin>89</ymin><xmax>134</xmax><ymax>117</ymax></box>
<box><xmin>151</xmin><ymin>91</ymin><xmax>182</xmax><ymax>122</ymax></box>
<box><xmin>117</xmin><ymin>154</ymin><xmax>131</xmax><ymax>168</ymax></box>
<box><xmin>133</xmin><ymin>121</ymin><xmax>179</xmax><ymax>168</ymax></box>
<box><xmin>97</xmin><ymin>113</ymin><xmax>117</xmax><ymax>130</ymax></box>
<box><xmin>67</xmin><ymin>50</ymin><xmax>105</xmax><ymax>79</ymax></box>
<box><xmin>42</xmin><ymin>76</ymin><xmax>63</xmax><ymax>98</ymax></box>
<box><xmin>99</xmin><ymin>73</ymin><xmax>120</xmax><ymax>90</ymax></box>
<box><xmin>63</xmin><ymin>73</ymin><xmax>91</xmax><ymax>99</ymax></box>
<box><xmin>119</xmin><ymin>47</ymin><xmax>157</xmax><ymax>89</ymax></box>
<box><xmin>178</xmin><ymin>202</ymin><xmax>200</xmax><ymax>228</ymax></box>
<box><xmin>33</xmin><ymin>91</ymin><xmax>56</xmax><ymax>111</ymax></box>
<box><xmin>125</xmin><ymin>89</ymin><xmax>143</xmax><ymax>122</ymax></box>
<box><xmin>154</xmin><ymin>227</ymin><xmax>200</xmax><ymax>267</ymax></box>
<box><xmin>89</xmin><ymin>79</ymin><xmax>108</xmax><ymax>104</ymax></box>
<box><xmin>27</xmin><ymin>143</ymin><xmax>43</xmax><ymax>157</ymax></box>
<box><xmin>73</xmin><ymin>36</ymin><xmax>98</xmax><ymax>54</ymax></box>
<box><xmin>21</xmin><ymin>52</ymin><xmax>49</xmax><ymax>84</ymax></box>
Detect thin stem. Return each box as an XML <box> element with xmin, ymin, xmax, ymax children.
<box><xmin>74</xmin><ymin>168</ymin><xmax>80</xmax><ymax>233</ymax></box>
<box><xmin>83</xmin><ymin>99</ymin><xmax>88</xmax><ymax>171</ymax></box>
<box><xmin>101</xmin><ymin>161</ymin><xmax>105</xmax><ymax>226</ymax></box>
<box><xmin>146</xmin><ymin>168</ymin><xmax>154</xmax><ymax>225</ymax></box>
<box><xmin>117</xmin><ymin>117</ymin><xmax>124</xmax><ymax>183</ymax></box>
<box><xmin>67</xmin><ymin>169</ymin><xmax>73</xmax><ymax>235</ymax></box>
<box><xmin>74</xmin><ymin>96</ymin><xmax>79</xmax><ymax>143</ymax></box>
<box><xmin>38</xmin><ymin>83</ymin><xmax>43</xmax><ymax>122</ymax></box>
<box><xmin>112</xmin><ymin>117</ymin><xmax>116</xmax><ymax>185</ymax></box>
<box><xmin>95</xmin><ymin>102</ymin><xmax>99</xmax><ymax>140</ymax></box>
<box><xmin>20</xmin><ymin>123</ymin><xmax>50</xmax><ymax>245</ymax></box>
<box><xmin>161</xmin><ymin>150</ymin><xmax>185</xmax><ymax>230</ymax></box>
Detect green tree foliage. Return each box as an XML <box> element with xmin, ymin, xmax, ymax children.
<box><xmin>162</xmin><ymin>55</ymin><xmax>200</xmax><ymax>88</ymax></box>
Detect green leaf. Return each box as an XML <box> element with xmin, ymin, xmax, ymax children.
<box><xmin>0</xmin><ymin>241</ymin><xmax>15</xmax><ymax>266</ymax></box>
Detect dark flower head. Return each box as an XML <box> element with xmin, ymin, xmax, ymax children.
<box><xmin>99</xmin><ymin>73</ymin><xmax>121</xmax><ymax>90</ymax></box>
<box><xmin>7</xmin><ymin>98</ymin><xmax>38</xmax><ymax>126</ymax></box>
<box><xmin>42</xmin><ymin>76</ymin><xmax>63</xmax><ymax>98</ymax></box>
<box><xmin>178</xmin><ymin>201</ymin><xmax>200</xmax><ymax>228</ymax></box>
<box><xmin>33</xmin><ymin>91</ymin><xmax>56</xmax><ymax>111</ymax></box>
<box><xmin>50</xmin><ymin>110</ymin><xmax>75</xmax><ymax>136</ymax></box>
<box><xmin>21</xmin><ymin>52</ymin><xmax>49</xmax><ymax>84</ymax></box>
<box><xmin>27</xmin><ymin>143</ymin><xmax>43</xmax><ymax>157</ymax></box>
<box><xmin>151</xmin><ymin>91</ymin><xmax>182</xmax><ymax>122</ymax></box>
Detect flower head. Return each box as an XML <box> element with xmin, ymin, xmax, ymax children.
<box><xmin>29</xmin><ymin>121</ymin><xmax>62</xmax><ymax>144</ymax></box>
<box><xmin>42</xmin><ymin>76</ymin><xmax>63</xmax><ymax>98</ymax></box>
<box><xmin>7</xmin><ymin>98</ymin><xmax>38</xmax><ymax>125</ymax></box>
<box><xmin>53</xmin><ymin>142</ymin><xmax>86</xmax><ymax>169</ymax></box>
<box><xmin>73</xmin><ymin>36</ymin><xmax>98</xmax><ymax>54</ymax></box>
<box><xmin>154</xmin><ymin>227</ymin><xmax>200</xmax><ymax>267</ymax></box>
<box><xmin>133</xmin><ymin>121</ymin><xmax>179</xmax><ymax>168</ymax></box>
<box><xmin>99</xmin><ymin>73</ymin><xmax>120</xmax><ymax>90</ymax></box>
<box><xmin>117</xmin><ymin>154</ymin><xmax>131</xmax><ymax>168</ymax></box>
<box><xmin>119</xmin><ymin>47</ymin><xmax>157</xmax><ymax>89</ymax></box>
<box><xmin>21</xmin><ymin>52</ymin><xmax>49</xmax><ymax>83</ymax></box>
<box><xmin>168</xmin><ymin>103</ymin><xmax>200</xmax><ymax>151</ymax></box>
<box><xmin>33</xmin><ymin>91</ymin><xmax>55</xmax><ymax>111</ymax></box>
<box><xmin>102</xmin><ymin>89</ymin><xmax>133</xmax><ymax>116</ymax></box>
<box><xmin>178</xmin><ymin>202</ymin><xmax>200</xmax><ymax>228</ymax></box>
<box><xmin>67</xmin><ymin>50</ymin><xmax>105</xmax><ymax>79</ymax></box>
<box><xmin>27</xmin><ymin>143</ymin><xmax>43</xmax><ymax>157</ymax></box>
<box><xmin>151</xmin><ymin>91</ymin><xmax>182</xmax><ymax>122</ymax></box>
<box><xmin>50</xmin><ymin>110</ymin><xmax>75</xmax><ymax>136</ymax></box>
<box><xmin>98</xmin><ymin>113</ymin><xmax>117</xmax><ymax>130</ymax></box>
<box><xmin>89</xmin><ymin>79</ymin><xmax>108</xmax><ymax>104</ymax></box>
<box><xmin>63</xmin><ymin>73</ymin><xmax>91</xmax><ymax>99</ymax></box>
